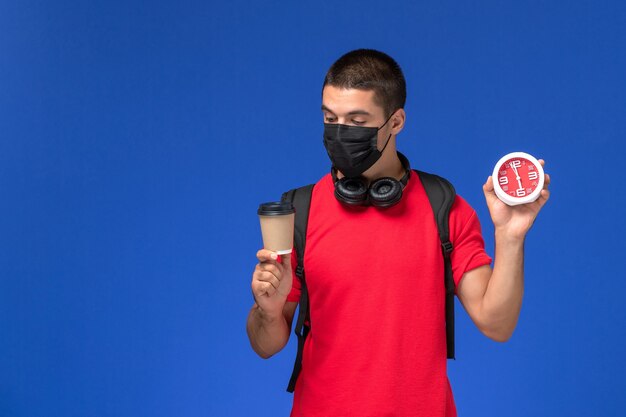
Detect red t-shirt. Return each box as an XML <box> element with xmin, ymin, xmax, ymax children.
<box><xmin>286</xmin><ymin>170</ymin><xmax>492</xmax><ymax>417</ymax></box>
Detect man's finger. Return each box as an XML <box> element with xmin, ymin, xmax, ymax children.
<box><xmin>257</xmin><ymin>263</ymin><xmax>282</xmax><ymax>280</ymax></box>
<box><xmin>483</xmin><ymin>176</ymin><xmax>494</xmax><ymax>192</ymax></box>
<box><xmin>262</xmin><ymin>281</ymin><xmax>277</xmax><ymax>297</ymax></box>
<box><xmin>483</xmin><ymin>176</ymin><xmax>497</xmax><ymax>199</ymax></box>
<box><xmin>256</xmin><ymin>249</ymin><xmax>279</xmax><ymax>263</ymax></box>
<box><xmin>258</xmin><ymin>271</ymin><xmax>281</xmax><ymax>290</ymax></box>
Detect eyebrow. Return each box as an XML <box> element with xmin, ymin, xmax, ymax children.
<box><xmin>321</xmin><ymin>105</ymin><xmax>371</xmax><ymax>116</ymax></box>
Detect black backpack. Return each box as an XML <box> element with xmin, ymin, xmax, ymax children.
<box><xmin>280</xmin><ymin>170</ymin><xmax>456</xmax><ymax>393</ymax></box>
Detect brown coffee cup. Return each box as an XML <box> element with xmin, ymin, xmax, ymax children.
<box><xmin>258</xmin><ymin>202</ymin><xmax>295</xmax><ymax>255</ymax></box>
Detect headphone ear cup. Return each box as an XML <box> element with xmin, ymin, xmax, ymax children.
<box><xmin>369</xmin><ymin>177</ymin><xmax>403</xmax><ymax>208</ymax></box>
<box><xmin>335</xmin><ymin>177</ymin><xmax>369</xmax><ymax>205</ymax></box>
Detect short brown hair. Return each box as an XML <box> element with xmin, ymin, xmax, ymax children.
<box><xmin>323</xmin><ymin>49</ymin><xmax>406</xmax><ymax>118</ymax></box>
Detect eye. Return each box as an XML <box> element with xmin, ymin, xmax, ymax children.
<box><xmin>352</xmin><ymin>120</ymin><xmax>366</xmax><ymax>126</ymax></box>
<box><xmin>325</xmin><ymin>116</ymin><xmax>336</xmax><ymax>123</ymax></box>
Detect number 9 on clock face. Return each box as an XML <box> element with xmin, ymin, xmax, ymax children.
<box><xmin>492</xmin><ymin>152</ymin><xmax>545</xmax><ymax>206</ymax></box>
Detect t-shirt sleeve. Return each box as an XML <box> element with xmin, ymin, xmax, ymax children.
<box><xmin>449</xmin><ymin>196</ymin><xmax>493</xmax><ymax>295</ymax></box>
<box><xmin>286</xmin><ymin>249</ymin><xmax>301</xmax><ymax>302</ymax></box>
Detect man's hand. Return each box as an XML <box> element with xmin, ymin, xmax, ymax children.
<box><xmin>483</xmin><ymin>159</ymin><xmax>551</xmax><ymax>240</ymax></box>
<box><xmin>247</xmin><ymin>250</ymin><xmax>296</xmax><ymax>358</ymax></box>
<box><xmin>251</xmin><ymin>249</ymin><xmax>293</xmax><ymax>318</ymax></box>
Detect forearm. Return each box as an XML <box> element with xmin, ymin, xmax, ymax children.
<box><xmin>246</xmin><ymin>303</ymin><xmax>290</xmax><ymax>358</ymax></box>
<box><xmin>481</xmin><ymin>229</ymin><xmax>525</xmax><ymax>341</ymax></box>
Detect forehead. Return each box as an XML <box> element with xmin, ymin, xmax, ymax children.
<box><xmin>321</xmin><ymin>85</ymin><xmax>384</xmax><ymax>116</ymax></box>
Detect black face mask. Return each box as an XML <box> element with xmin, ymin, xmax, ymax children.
<box><xmin>323</xmin><ymin>112</ymin><xmax>395</xmax><ymax>178</ymax></box>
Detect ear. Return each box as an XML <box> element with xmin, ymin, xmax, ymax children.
<box><xmin>390</xmin><ymin>108</ymin><xmax>406</xmax><ymax>135</ymax></box>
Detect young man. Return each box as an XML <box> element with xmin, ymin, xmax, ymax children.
<box><xmin>247</xmin><ymin>49</ymin><xmax>550</xmax><ymax>416</ymax></box>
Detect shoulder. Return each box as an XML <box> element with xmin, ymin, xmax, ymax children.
<box><xmin>410</xmin><ymin>169</ymin><xmax>473</xmax><ymax>213</ymax></box>
<box><xmin>411</xmin><ymin>169</ymin><xmax>481</xmax><ymax>229</ymax></box>
<box><xmin>451</xmin><ymin>194</ymin><xmax>478</xmax><ymax>217</ymax></box>
<box><xmin>450</xmin><ymin>192</ymin><xmax>481</xmax><ymax>227</ymax></box>
<box><xmin>449</xmin><ymin>193</ymin><xmax>487</xmax><ymax>246</ymax></box>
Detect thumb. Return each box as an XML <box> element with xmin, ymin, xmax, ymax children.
<box><xmin>483</xmin><ymin>175</ymin><xmax>494</xmax><ymax>193</ymax></box>
<box><xmin>483</xmin><ymin>176</ymin><xmax>499</xmax><ymax>205</ymax></box>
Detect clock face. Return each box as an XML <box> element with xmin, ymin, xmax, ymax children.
<box><xmin>492</xmin><ymin>152</ymin><xmax>544</xmax><ymax>206</ymax></box>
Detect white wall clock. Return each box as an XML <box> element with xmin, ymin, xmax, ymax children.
<box><xmin>492</xmin><ymin>152</ymin><xmax>545</xmax><ymax>206</ymax></box>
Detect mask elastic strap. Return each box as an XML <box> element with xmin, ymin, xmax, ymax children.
<box><xmin>379</xmin><ymin>133</ymin><xmax>392</xmax><ymax>155</ymax></box>
<box><xmin>377</xmin><ymin>110</ymin><xmax>396</xmax><ymax>155</ymax></box>
<box><xmin>377</xmin><ymin>109</ymin><xmax>397</xmax><ymax>131</ymax></box>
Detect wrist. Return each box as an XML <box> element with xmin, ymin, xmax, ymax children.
<box><xmin>494</xmin><ymin>227</ymin><xmax>526</xmax><ymax>246</ymax></box>
<box><xmin>255</xmin><ymin>303</ymin><xmax>283</xmax><ymax>323</ymax></box>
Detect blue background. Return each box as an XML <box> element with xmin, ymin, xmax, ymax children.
<box><xmin>1</xmin><ymin>1</ymin><xmax>625</xmax><ymax>416</ymax></box>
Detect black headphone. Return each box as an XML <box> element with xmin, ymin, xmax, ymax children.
<box><xmin>331</xmin><ymin>152</ymin><xmax>411</xmax><ymax>208</ymax></box>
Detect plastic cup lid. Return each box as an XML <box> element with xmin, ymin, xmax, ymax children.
<box><xmin>257</xmin><ymin>201</ymin><xmax>295</xmax><ymax>216</ymax></box>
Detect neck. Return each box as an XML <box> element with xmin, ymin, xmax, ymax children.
<box><xmin>336</xmin><ymin>142</ymin><xmax>405</xmax><ymax>184</ymax></box>
<box><xmin>362</xmin><ymin>152</ymin><xmax>404</xmax><ymax>184</ymax></box>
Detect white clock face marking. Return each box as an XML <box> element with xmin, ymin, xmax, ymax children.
<box><xmin>509</xmin><ymin>160</ymin><xmax>521</xmax><ymax>169</ymax></box>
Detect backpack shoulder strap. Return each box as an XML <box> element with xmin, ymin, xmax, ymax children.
<box><xmin>280</xmin><ymin>183</ymin><xmax>315</xmax><ymax>393</ymax></box>
<box><xmin>415</xmin><ymin>170</ymin><xmax>457</xmax><ymax>359</ymax></box>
